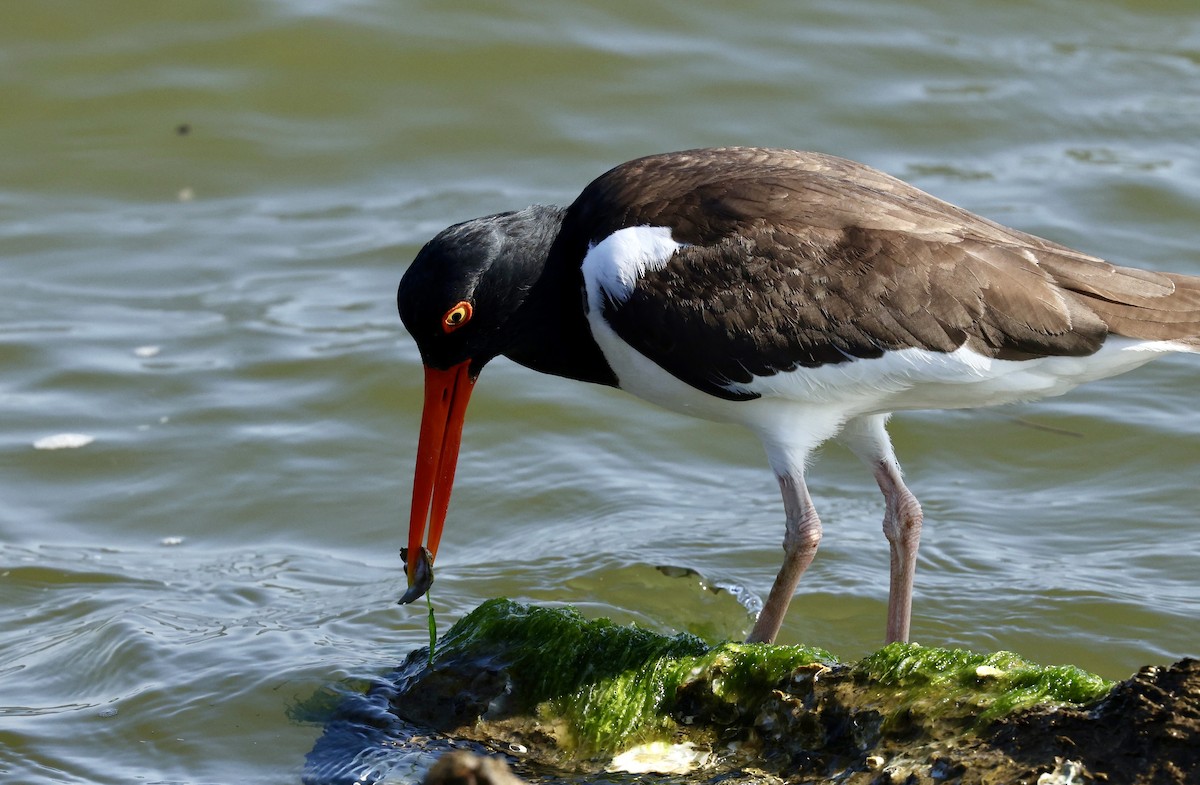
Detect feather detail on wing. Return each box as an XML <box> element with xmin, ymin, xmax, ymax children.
<box><xmin>564</xmin><ymin>148</ymin><xmax>1200</xmax><ymax>398</ymax></box>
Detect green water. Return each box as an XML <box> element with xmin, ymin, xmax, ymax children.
<box><xmin>2</xmin><ymin>1</ymin><xmax>1199</xmax><ymax>783</ymax></box>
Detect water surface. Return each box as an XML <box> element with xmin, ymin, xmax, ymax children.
<box><xmin>2</xmin><ymin>1</ymin><xmax>1199</xmax><ymax>783</ymax></box>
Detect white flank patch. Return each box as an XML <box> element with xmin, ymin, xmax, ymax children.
<box><xmin>582</xmin><ymin>225</ymin><xmax>684</xmax><ymax>306</ymax></box>
<box><xmin>731</xmin><ymin>336</ymin><xmax>1186</xmax><ymax>414</ymax></box>
<box><xmin>33</xmin><ymin>433</ymin><xmax>95</xmax><ymax>450</ymax></box>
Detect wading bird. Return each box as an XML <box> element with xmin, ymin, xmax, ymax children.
<box><xmin>397</xmin><ymin>147</ymin><xmax>1199</xmax><ymax>644</ymax></box>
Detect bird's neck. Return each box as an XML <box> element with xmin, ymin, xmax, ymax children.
<box><xmin>500</xmin><ymin>208</ymin><xmax>618</xmax><ymax>388</ymax></box>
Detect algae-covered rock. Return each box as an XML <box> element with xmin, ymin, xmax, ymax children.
<box><xmin>306</xmin><ymin>599</ymin><xmax>1199</xmax><ymax>785</ymax></box>
<box><xmin>393</xmin><ymin>598</ymin><xmax>832</xmax><ymax>760</ymax></box>
<box><xmin>856</xmin><ymin>642</ymin><xmax>1112</xmax><ymax>725</ymax></box>
<box><xmin>991</xmin><ymin>660</ymin><xmax>1200</xmax><ymax>784</ymax></box>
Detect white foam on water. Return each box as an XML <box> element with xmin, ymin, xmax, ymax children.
<box><xmin>33</xmin><ymin>433</ymin><xmax>95</xmax><ymax>450</ymax></box>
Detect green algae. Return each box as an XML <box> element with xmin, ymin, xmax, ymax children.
<box><xmin>561</xmin><ymin>640</ymin><xmax>835</xmax><ymax>753</ymax></box>
<box><xmin>431</xmin><ymin>599</ymin><xmax>833</xmax><ymax>755</ymax></box>
<box><xmin>425</xmin><ymin>592</ymin><xmax>437</xmax><ymax>666</ymax></box>
<box><xmin>857</xmin><ymin>641</ymin><xmax>1114</xmax><ymax>725</ymax></box>
<box><xmin>423</xmin><ymin>600</ymin><xmax>1115</xmax><ymax>758</ymax></box>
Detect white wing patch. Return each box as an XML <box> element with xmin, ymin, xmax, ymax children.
<box><xmin>581</xmin><ymin>225</ymin><xmax>685</xmax><ymax>309</ymax></box>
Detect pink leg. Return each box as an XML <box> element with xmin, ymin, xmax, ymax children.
<box><xmin>747</xmin><ymin>473</ymin><xmax>822</xmax><ymax>644</ymax></box>
<box><xmin>873</xmin><ymin>460</ymin><xmax>923</xmax><ymax>643</ymax></box>
<box><xmin>839</xmin><ymin>414</ymin><xmax>924</xmax><ymax>644</ymax></box>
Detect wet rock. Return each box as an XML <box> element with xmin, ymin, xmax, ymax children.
<box><xmin>989</xmin><ymin>658</ymin><xmax>1200</xmax><ymax>784</ymax></box>
<box><xmin>423</xmin><ymin>751</ymin><xmax>526</xmax><ymax>785</ymax></box>
<box><xmin>304</xmin><ymin>600</ymin><xmax>1200</xmax><ymax>785</ymax></box>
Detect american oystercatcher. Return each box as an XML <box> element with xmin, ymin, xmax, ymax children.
<box><xmin>397</xmin><ymin>147</ymin><xmax>1200</xmax><ymax>644</ymax></box>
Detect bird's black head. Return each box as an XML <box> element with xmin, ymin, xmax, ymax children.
<box><xmin>398</xmin><ymin>204</ymin><xmax>567</xmax><ymax>377</ymax></box>
<box><xmin>396</xmin><ymin>204</ymin><xmax>569</xmax><ymax>604</ymax></box>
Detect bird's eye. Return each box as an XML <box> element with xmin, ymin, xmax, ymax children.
<box><xmin>441</xmin><ymin>300</ymin><xmax>473</xmax><ymax>333</ymax></box>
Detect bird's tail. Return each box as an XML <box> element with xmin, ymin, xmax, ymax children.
<box><xmin>1040</xmin><ymin>255</ymin><xmax>1200</xmax><ymax>350</ymax></box>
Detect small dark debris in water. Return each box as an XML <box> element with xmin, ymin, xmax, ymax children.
<box><xmin>176</xmin><ymin>123</ymin><xmax>191</xmax><ymax>136</ymax></box>
<box><xmin>398</xmin><ymin>546</ymin><xmax>434</xmax><ymax>605</ymax></box>
<box><xmin>1005</xmin><ymin>414</ymin><xmax>1084</xmax><ymax>438</ymax></box>
<box><xmin>655</xmin><ymin>565</ymin><xmax>699</xmax><ymax>579</ymax></box>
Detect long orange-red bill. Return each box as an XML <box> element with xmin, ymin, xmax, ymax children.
<box><xmin>399</xmin><ymin>359</ymin><xmax>474</xmax><ymax>605</ymax></box>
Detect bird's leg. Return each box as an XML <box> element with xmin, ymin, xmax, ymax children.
<box><xmin>838</xmin><ymin>414</ymin><xmax>923</xmax><ymax>644</ymax></box>
<box><xmin>872</xmin><ymin>459</ymin><xmax>923</xmax><ymax>644</ymax></box>
<box><xmin>746</xmin><ymin>472</ymin><xmax>822</xmax><ymax>644</ymax></box>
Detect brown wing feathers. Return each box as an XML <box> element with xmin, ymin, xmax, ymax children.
<box><xmin>573</xmin><ymin>148</ymin><xmax>1200</xmax><ymax>392</ymax></box>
